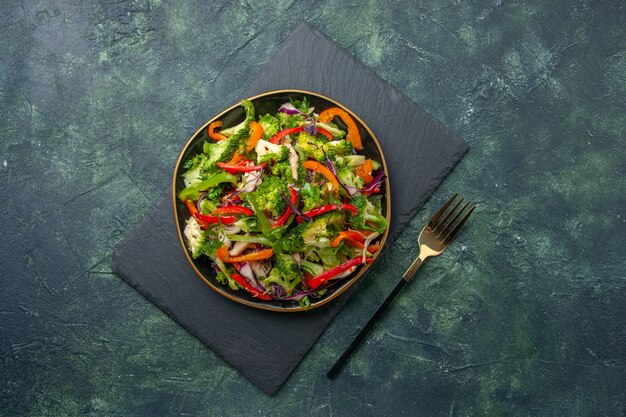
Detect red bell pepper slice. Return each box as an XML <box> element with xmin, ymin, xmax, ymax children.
<box><xmin>272</xmin><ymin>187</ymin><xmax>298</xmax><ymax>227</ymax></box>
<box><xmin>195</xmin><ymin>212</ymin><xmax>237</xmax><ymax>225</ymax></box>
<box><xmin>296</xmin><ymin>203</ymin><xmax>358</xmax><ymax>223</ymax></box>
<box><xmin>269</xmin><ymin>126</ymin><xmax>333</xmax><ymax>144</ymax></box>
<box><xmin>270</xmin><ymin>127</ymin><xmax>303</xmax><ymax>144</ymax></box>
<box><xmin>216</xmin><ymin>161</ymin><xmax>266</xmax><ymax>174</ymax></box>
<box><xmin>184</xmin><ymin>199</ymin><xmax>237</xmax><ymax>227</ymax></box>
<box><xmin>305</xmin><ymin>256</ymin><xmax>373</xmax><ymax>290</ymax></box>
<box><xmin>231</xmin><ymin>273</ymin><xmax>273</xmax><ymax>300</ymax></box>
<box><xmin>183</xmin><ymin>199</ymin><xmax>208</xmax><ymax>229</ymax></box>
<box><xmin>212</xmin><ymin>205</ymin><xmax>254</xmax><ymax>216</ymax></box>
<box><xmin>361</xmin><ymin>187</ymin><xmax>380</xmax><ymax>197</ymax></box>
<box><xmin>316</xmin><ymin>127</ymin><xmax>333</xmax><ymax>140</ymax></box>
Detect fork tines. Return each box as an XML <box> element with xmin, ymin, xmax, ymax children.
<box><xmin>429</xmin><ymin>193</ymin><xmax>476</xmax><ymax>245</ymax></box>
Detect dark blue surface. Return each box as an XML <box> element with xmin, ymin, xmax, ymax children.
<box><xmin>1</xmin><ymin>1</ymin><xmax>625</xmax><ymax>416</ymax></box>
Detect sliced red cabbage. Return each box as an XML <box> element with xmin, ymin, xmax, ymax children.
<box><xmin>360</xmin><ymin>171</ymin><xmax>385</xmax><ymax>193</ymax></box>
<box><xmin>303</xmin><ymin>123</ymin><xmax>318</xmax><ymax>136</ymax></box>
<box><xmin>278</xmin><ymin>102</ymin><xmax>301</xmax><ymax>115</ymax></box>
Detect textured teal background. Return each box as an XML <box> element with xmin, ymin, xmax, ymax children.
<box><xmin>1</xmin><ymin>1</ymin><xmax>625</xmax><ymax>416</ymax></box>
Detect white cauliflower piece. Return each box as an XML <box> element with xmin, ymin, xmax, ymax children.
<box><xmin>183</xmin><ymin>216</ymin><xmax>205</xmax><ymax>258</ymax></box>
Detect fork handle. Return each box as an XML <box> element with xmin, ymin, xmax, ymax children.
<box><xmin>402</xmin><ymin>256</ymin><xmax>424</xmax><ymax>281</ymax></box>
<box><xmin>326</xmin><ymin>277</ymin><xmax>407</xmax><ymax>379</ymax></box>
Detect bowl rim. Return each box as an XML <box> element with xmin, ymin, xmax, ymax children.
<box><xmin>172</xmin><ymin>89</ymin><xmax>391</xmax><ymax>312</ymax></box>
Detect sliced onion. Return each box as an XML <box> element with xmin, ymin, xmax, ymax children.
<box><xmin>229</xmin><ymin>241</ymin><xmax>250</xmax><ymax>257</ymax></box>
<box><xmin>362</xmin><ymin>232</ymin><xmax>380</xmax><ymax>264</ymax></box>
<box><xmin>217</xmin><ymin>230</ymin><xmax>231</xmax><ymax>249</ymax></box>
<box><xmin>292</xmin><ymin>253</ymin><xmax>301</xmax><ymax>268</ymax></box>
<box><xmin>196</xmin><ymin>192</ymin><xmax>207</xmax><ymax>212</ymax></box>
<box><xmin>250</xmin><ymin>260</ymin><xmax>271</xmax><ymax>278</ymax></box>
<box><xmin>222</xmin><ymin>223</ymin><xmax>242</xmax><ymax>235</ymax></box>
<box><xmin>233</xmin><ymin>262</ymin><xmax>266</xmax><ymax>292</ymax></box>
<box><xmin>238</xmin><ymin>170</ymin><xmax>263</xmax><ymax>193</ymax></box>
<box><xmin>288</xmin><ymin>144</ymin><xmax>299</xmax><ymax>181</ymax></box>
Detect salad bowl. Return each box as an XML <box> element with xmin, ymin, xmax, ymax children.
<box><xmin>172</xmin><ymin>90</ymin><xmax>390</xmax><ymax>312</ymax></box>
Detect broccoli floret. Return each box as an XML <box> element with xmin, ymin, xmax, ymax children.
<box><xmin>263</xmin><ymin>253</ymin><xmax>301</xmax><ymax>295</ymax></box>
<box><xmin>337</xmin><ymin>166</ymin><xmax>364</xmax><ymax>189</ymax></box>
<box><xmin>271</xmin><ymin>161</ymin><xmax>293</xmax><ymax>182</ymax></box>
<box><xmin>277</xmin><ymin>112</ymin><xmax>305</xmax><ymax>129</ymax></box>
<box><xmin>300</xmin><ymin>258</ymin><xmax>325</xmax><ymax>277</ymax></box>
<box><xmin>300</xmin><ymin>182</ymin><xmax>324</xmax><ymax>211</ymax></box>
<box><xmin>323</xmin><ymin>140</ymin><xmax>353</xmax><ymax>160</ymax></box>
<box><xmin>369</xmin><ymin>194</ymin><xmax>383</xmax><ymax>212</ymax></box>
<box><xmin>183</xmin><ymin>217</ymin><xmax>206</xmax><ymax>258</ymax></box>
<box><xmin>349</xmin><ymin>193</ymin><xmax>388</xmax><ymax>233</ymax></box>
<box><xmin>294</xmin><ymin>132</ymin><xmax>326</xmax><ymax>162</ymax></box>
<box><xmin>258</xmin><ymin>114</ymin><xmax>280</xmax><ymax>140</ymax></box>
<box><xmin>276</xmin><ymin>212</ymin><xmax>343</xmax><ymax>253</ymax></box>
<box><xmin>253</xmin><ymin>175</ymin><xmax>289</xmax><ymax>217</ymax></box>
<box><xmin>215</xmin><ymin>270</ymin><xmax>229</xmax><ymax>285</ymax></box>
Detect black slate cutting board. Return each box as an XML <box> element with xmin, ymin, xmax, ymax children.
<box><xmin>112</xmin><ymin>21</ymin><xmax>467</xmax><ymax>395</ymax></box>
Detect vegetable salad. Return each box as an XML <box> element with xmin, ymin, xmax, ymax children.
<box><xmin>179</xmin><ymin>97</ymin><xmax>387</xmax><ymax>307</ymax></box>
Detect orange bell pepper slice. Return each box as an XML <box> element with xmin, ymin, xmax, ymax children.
<box><xmin>208</xmin><ymin>121</ymin><xmax>227</xmax><ymax>141</ymax></box>
<box><xmin>331</xmin><ymin>230</ymin><xmax>379</xmax><ymax>253</ymax></box>
<box><xmin>355</xmin><ymin>159</ymin><xmax>374</xmax><ymax>184</ymax></box>
<box><xmin>246</xmin><ymin>121</ymin><xmax>264</xmax><ymax>152</ymax></box>
<box><xmin>302</xmin><ymin>160</ymin><xmax>339</xmax><ymax>193</ymax></box>
<box><xmin>183</xmin><ymin>199</ymin><xmax>208</xmax><ymax>229</ymax></box>
<box><xmin>317</xmin><ymin>107</ymin><xmax>363</xmax><ymax>150</ymax></box>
